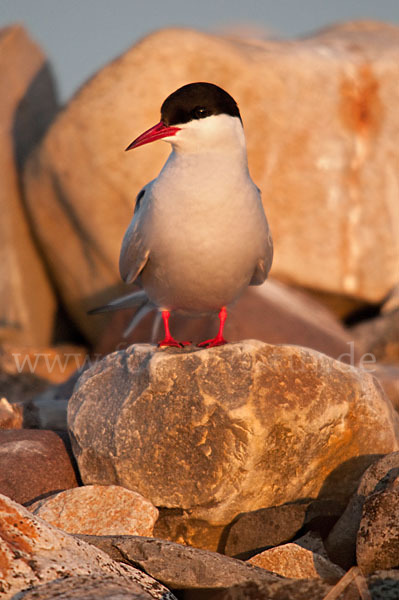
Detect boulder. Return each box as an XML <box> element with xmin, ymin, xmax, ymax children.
<box><xmin>76</xmin><ymin>535</ymin><xmax>339</xmax><ymax>600</ymax></box>
<box><xmin>326</xmin><ymin>451</ymin><xmax>399</xmax><ymax>569</ymax></box>
<box><xmin>81</xmin><ymin>535</ymin><xmax>281</xmax><ymax>590</ymax></box>
<box><xmin>68</xmin><ymin>340</ymin><xmax>399</xmax><ymax>549</ymax></box>
<box><xmin>0</xmin><ymin>25</ymin><xmax>57</xmax><ymax>346</ymax></box>
<box><xmin>248</xmin><ymin>543</ymin><xmax>344</xmax><ymax>583</ymax></box>
<box><xmin>0</xmin><ymin>429</ymin><xmax>78</xmax><ymax>505</ymax></box>
<box><xmin>357</xmin><ymin>476</ymin><xmax>399</xmax><ymax>574</ymax></box>
<box><xmin>30</xmin><ymin>484</ymin><xmax>158</xmax><ymax>536</ymax></box>
<box><xmin>0</xmin><ymin>493</ymin><xmax>175</xmax><ymax>600</ymax></box>
<box><xmin>24</xmin><ymin>22</ymin><xmax>399</xmax><ymax>342</ymax></box>
<box><xmin>95</xmin><ymin>280</ymin><xmax>360</xmax><ymax>363</ymax></box>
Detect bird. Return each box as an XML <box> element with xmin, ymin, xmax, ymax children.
<box><xmin>91</xmin><ymin>82</ymin><xmax>273</xmax><ymax>348</ymax></box>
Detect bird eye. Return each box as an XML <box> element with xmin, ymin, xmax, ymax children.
<box><xmin>193</xmin><ymin>106</ymin><xmax>209</xmax><ymax>119</ymax></box>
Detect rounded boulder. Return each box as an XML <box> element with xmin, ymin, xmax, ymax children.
<box><xmin>68</xmin><ymin>341</ymin><xmax>399</xmax><ymax>536</ymax></box>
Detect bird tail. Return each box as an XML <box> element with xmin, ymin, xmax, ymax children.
<box><xmin>88</xmin><ymin>290</ymin><xmax>157</xmax><ymax>338</ymax></box>
<box><xmin>87</xmin><ymin>290</ymin><xmax>148</xmax><ymax>314</ymax></box>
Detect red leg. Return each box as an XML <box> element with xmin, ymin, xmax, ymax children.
<box><xmin>198</xmin><ymin>306</ymin><xmax>228</xmax><ymax>348</ymax></box>
<box><xmin>158</xmin><ymin>311</ymin><xmax>191</xmax><ymax>348</ymax></box>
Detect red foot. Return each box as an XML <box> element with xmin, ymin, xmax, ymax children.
<box><xmin>197</xmin><ymin>336</ymin><xmax>228</xmax><ymax>348</ymax></box>
<box><xmin>158</xmin><ymin>311</ymin><xmax>191</xmax><ymax>347</ymax></box>
<box><xmin>158</xmin><ymin>337</ymin><xmax>191</xmax><ymax>348</ymax></box>
<box><xmin>198</xmin><ymin>306</ymin><xmax>228</xmax><ymax>348</ymax></box>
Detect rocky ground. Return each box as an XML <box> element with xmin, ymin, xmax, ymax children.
<box><xmin>1</xmin><ymin>19</ymin><xmax>399</xmax><ymax>600</ymax></box>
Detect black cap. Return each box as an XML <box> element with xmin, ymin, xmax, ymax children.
<box><xmin>161</xmin><ymin>82</ymin><xmax>242</xmax><ymax>126</ymax></box>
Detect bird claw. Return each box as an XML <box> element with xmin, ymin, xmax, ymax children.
<box><xmin>197</xmin><ymin>336</ymin><xmax>228</xmax><ymax>348</ymax></box>
<box><xmin>158</xmin><ymin>337</ymin><xmax>191</xmax><ymax>348</ymax></box>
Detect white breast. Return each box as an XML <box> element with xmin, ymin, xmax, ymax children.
<box><xmin>143</xmin><ymin>173</ymin><xmax>267</xmax><ymax>309</ymax></box>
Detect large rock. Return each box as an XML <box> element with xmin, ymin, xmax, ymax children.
<box><xmin>24</xmin><ymin>22</ymin><xmax>399</xmax><ymax>342</ymax></box>
<box><xmin>0</xmin><ymin>429</ymin><xmax>78</xmax><ymax>505</ymax></box>
<box><xmin>68</xmin><ymin>341</ymin><xmax>399</xmax><ymax>548</ymax></box>
<box><xmin>30</xmin><ymin>484</ymin><xmax>158</xmax><ymax>536</ymax></box>
<box><xmin>0</xmin><ymin>25</ymin><xmax>57</xmax><ymax>346</ymax></box>
<box><xmin>0</xmin><ymin>493</ymin><xmax>175</xmax><ymax>600</ymax></box>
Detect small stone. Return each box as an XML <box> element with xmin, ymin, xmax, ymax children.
<box><xmin>0</xmin><ymin>397</ymin><xmax>22</xmax><ymax>429</ymax></box>
<box><xmin>30</xmin><ymin>485</ymin><xmax>158</xmax><ymax>536</ymax></box>
<box><xmin>0</xmin><ymin>429</ymin><xmax>78</xmax><ymax>505</ymax></box>
<box><xmin>248</xmin><ymin>543</ymin><xmax>345</xmax><ymax>583</ymax></box>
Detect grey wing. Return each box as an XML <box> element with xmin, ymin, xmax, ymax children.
<box><xmin>250</xmin><ymin>228</ymin><xmax>274</xmax><ymax>286</ymax></box>
<box><xmin>119</xmin><ymin>185</ymin><xmax>151</xmax><ymax>284</ymax></box>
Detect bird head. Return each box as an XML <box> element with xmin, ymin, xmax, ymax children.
<box><xmin>125</xmin><ymin>82</ymin><xmax>244</xmax><ymax>154</ymax></box>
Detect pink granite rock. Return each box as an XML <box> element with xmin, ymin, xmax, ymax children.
<box><xmin>248</xmin><ymin>543</ymin><xmax>344</xmax><ymax>583</ymax></box>
<box><xmin>30</xmin><ymin>485</ymin><xmax>158</xmax><ymax>536</ymax></box>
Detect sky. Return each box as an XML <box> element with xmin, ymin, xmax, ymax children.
<box><xmin>1</xmin><ymin>0</ymin><xmax>399</xmax><ymax>101</ymax></box>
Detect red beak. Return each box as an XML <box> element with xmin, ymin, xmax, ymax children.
<box><xmin>125</xmin><ymin>121</ymin><xmax>181</xmax><ymax>151</ymax></box>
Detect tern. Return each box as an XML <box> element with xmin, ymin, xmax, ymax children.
<box><xmin>91</xmin><ymin>82</ymin><xmax>273</xmax><ymax>348</ymax></box>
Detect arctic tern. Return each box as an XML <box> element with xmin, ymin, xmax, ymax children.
<box><xmin>91</xmin><ymin>82</ymin><xmax>273</xmax><ymax>347</ymax></box>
